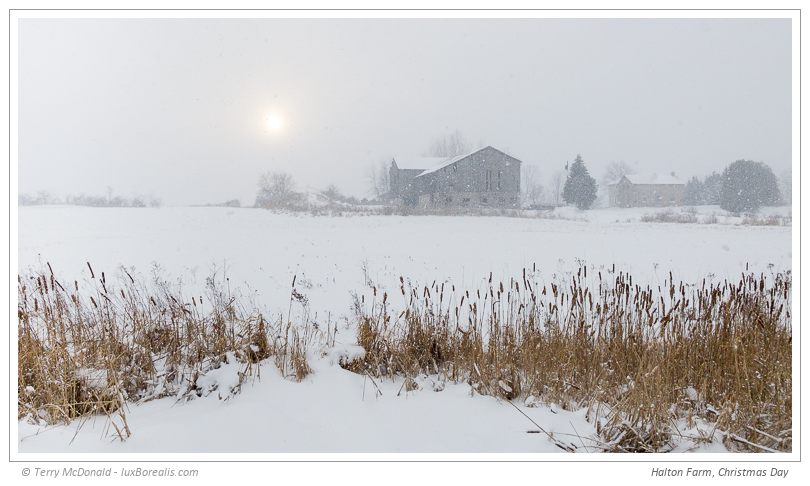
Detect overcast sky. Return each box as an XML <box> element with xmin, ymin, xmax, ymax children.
<box><xmin>18</xmin><ymin>18</ymin><xmax>791</xmax><ymax>205</ymax></box>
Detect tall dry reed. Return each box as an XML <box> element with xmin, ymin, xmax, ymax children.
<box><xmin>17</xmin><ymin>263</ymin><xmax>315</xmax><ymax>439</ymax></box>
<box><xmin>347</xmin><ymin>266</ymin><xmax>792</xmax><ymax>452</ymax></box>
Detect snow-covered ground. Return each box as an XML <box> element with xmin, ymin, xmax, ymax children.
<box><xmin>16</xmin><ymin>205</ymin><xmax>791</xmax><ymax>453</ymax></box>
<box><xmin>18</xmin><ymin>347</ymin><xmax>728</xmax><ymax>454</ymax></box>
<box><xmin>18</xmin><ymin>354</ymin><xmax>604</xmax><ymax>453</ymax></box>
<box><xmin>17</xmin><ymin>205</ymin><xmax>792</xmax><ymax>320</ymax></box>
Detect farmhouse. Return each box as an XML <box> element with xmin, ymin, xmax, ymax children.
<box><xmin>388</xmin><ymin>146</ymin><xmax>522</xmax><ymax>208</ymax></box>
<box><xmin>608</xmin><ymin>173</ymin><xmax>685</xmax><ymax>208</ymax></box>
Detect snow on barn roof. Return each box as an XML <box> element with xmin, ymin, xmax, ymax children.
<box><xmin>415</xmin><ymin>146</ymin><xmax>519</xmax><ymax>178</ymax></box>
<box><xmin>393</xmin><ymin>147</ymin><xmax>519</xmax><ymax>177</ymax></box>
<box><xmin>416</xmin><ymin>150</ymin><xmax>478</xmax><ymax>177</ymax></box>
<box><xmin>391</xmin><ymin>156</ymin><xmax>447</xmax><ymax>171</ymax></box>
<box><xmin>615</xmin><ymin>173</ymin><xmax>684</xmax><ymax>185</ymax></box>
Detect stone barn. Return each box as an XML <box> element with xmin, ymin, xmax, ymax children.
<box><xmin>608</xmin><ymin>173</ymin><xmax>685</xmax><ymax>208</ymax></box>
<box><xmin>388</xmin><ymin>146</ymin><xmax>522</xmax><ymax>208</ymax></box>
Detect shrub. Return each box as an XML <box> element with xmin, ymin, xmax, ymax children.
<box><xmin>640</xmin><ymin>210</ymin><xmax>699</xmax><ymax>224</ymax></box>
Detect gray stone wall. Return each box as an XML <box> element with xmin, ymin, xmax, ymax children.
<box><xmin>389</xmin><ymin>164</ymin><xmax>422</xmax><ymax>205</ymax></box>
<box><xmin>418</xmin><ymin>191</ymin><xmax>520</xmax><ymax>208</ymax></box>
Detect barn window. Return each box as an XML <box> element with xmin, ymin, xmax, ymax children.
<box><xmin>497</xmin><ymin>171</ymin><xmax>502</xmax><ymax>190</ymax></box>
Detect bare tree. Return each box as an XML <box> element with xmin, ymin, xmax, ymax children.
<box><xmin>322</xmin><ymin>184</ymin><xmax>359</xmax><ymax>205</ymax></box>
<box><xmin>367</xmin><ymin>160</ymin><xmax>391</xmax><ymax>199</ymax></box>
<box><xmin>550</xmin><ymin>170</ymin><xmax>564</xmax><ymax>207</ymax></box>
<box><xmin>255</xmin><ymin>171</ymin><xmax>304</xmax><ymax>209</ymax></box>
<box><xmin>602</xmin><ymin>160</ymin><xmax>635</xmax><ymax>186</ymax></box>
<box><xmin>424</xmin><ymin>130</ymin><xmax>471</xmax><ymax>158</ymax></box>
<box><xmin>521</xmin><ymin>164</ymin><xmax>544</xmax><ymax>207</ymax></box>
<box><xmin>322</xmin><ymin>184</ymin><xmax>342</xmax><ymax>201</ymax></box>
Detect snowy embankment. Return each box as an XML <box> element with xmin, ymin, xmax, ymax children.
<box><xmin>16</xmin><ymin>206</ymin><xmax>791</xmax><ymax>453</ymax></box>
<box><xmin>17</xmin><ymin>351</ymin><xmax>599</xmax><ymax>453</ymax></box>
<box><xmin>18</xmin><ymin>348</ymin><xmax>727</xmax><ymax>453</ymax></box>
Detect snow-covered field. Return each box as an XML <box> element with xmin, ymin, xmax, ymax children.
<box><xmin>17</xmin><ymin>205</ymin><xmax>792</xmax><ymax>319</ymax></box>
<box><xmin>16</xmin><ymin>205</ymin><xmax>792</xmax><ymax>453</ymax></box>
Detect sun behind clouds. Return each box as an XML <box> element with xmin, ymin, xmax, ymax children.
<box><xmin>264</xmin><ymin>111</ymin><xmax>285</xmax><ymax>133</ymax></box>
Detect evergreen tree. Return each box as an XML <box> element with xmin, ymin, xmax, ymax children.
<box><xmin>683</xmin><ymin>176</ymin><xmax>705</xmax><ymax>205</ymax></box>
<box><xmin>779</xmin><ymin>169</ymin><xmax>792</xmax><ymax>207</ymax></box>
<box><xmin>562</xmin><ymin>155</ymin><xmax>598</xmax><ymax>210</ymax></box>
<box><xmin>719</xmin><ymin>160</ymin><xmax>781</xmax><ymax>213</ymax></box>
<box><xmin>703</xmin><ymin>172</ymin><xmax>722</xmax><ymax>205</ymax></box>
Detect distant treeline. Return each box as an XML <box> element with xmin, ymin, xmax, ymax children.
<box><xmin>18</xmin><ymin>192</ymin><xmax>161</xmax><ymax>208</ymax></box>
<box><xmin>193</xmin><ymin>199</ymin><xmax>242</xmax><ymax>208</ymax></box>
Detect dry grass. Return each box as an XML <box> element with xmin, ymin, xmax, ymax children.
<box><xmin>346</xmin><ymin>267</ymin><xmax>792</xmax><ymax>452</ymax></box>
<box><xmin>268</xmin><ymin>203</ymin><xmax>583</xmax><ymax>221</ymax></box>
<box><xmin>741</xmin><ymin>213</ymin><xmax>791</xmax><ymax>226</ymax></box>
<box><xmin>640</xmin><ymin>208</ymin><xmax>791</xmax><ymax>226</ymax></box>
<box><xmin>18</xmin><ymin>262</ymin><xmax>791</xmax><ymax>452</ymax></box>
<box><xmin>17</xmin><ymin>263</ymin><xmax>315</xmax><ymax>439</ymax></box>
<box><xmin>641</xmin><ymin>209</ymin><xmax>699</xmax><ymax>224</ymax></box>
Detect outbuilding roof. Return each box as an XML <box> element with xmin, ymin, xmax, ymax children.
<box><xmin>391</xmin><ymin>156</ymin><xmax>446</xmax><ymax>171</ymax></box>
<box><xmin>613</xmin><ymin>173</ymin><xmax>684</xmax><ymax>185</ymax></box>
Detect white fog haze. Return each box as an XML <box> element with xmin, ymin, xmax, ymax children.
<box><xmin>19</xmin><ymin>18</ymin><xmax>790</xmax><ymax>205</ymax></box>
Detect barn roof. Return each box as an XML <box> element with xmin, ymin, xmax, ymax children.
<box><xmin>613</xmin><ymin>173</ymin><xmax>684</xmax><ymax>185</ymax></box>
<box><xmin>414</xmin><ymin>146</ymin><xmax>520</xmax><ymax>178</ymax></box>
<box><xmin>392</xmin><ymin>146</ymin><xmax>520</xmax><ymax>177</ymax></box>
<box><xmin>416</xmin><ymin>151</ymin><xmax>476</xmax><ymax>177</ymax></box>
